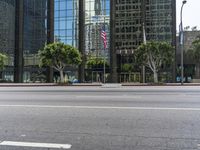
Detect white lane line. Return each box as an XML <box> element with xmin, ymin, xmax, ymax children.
<box><xmin>76</xmin><ymin>95</ymin><xmax>141</xmax><ymax>99</ymax></box>
<box><xmin>1</xmin><ymin>105</ymin><xmax>200</xmax><ymax>111</ymax></box>
<box><xmin>0</xmin><ymin>141</ymin><xmax>71</xmax><ymax>149</ymax></box>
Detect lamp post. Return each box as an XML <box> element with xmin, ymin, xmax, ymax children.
<box><xmin>103</xmin><ymin>0</ymin><xmax>106</xmax><ymax>83</ymax></box>
<box><xmin>180</xmin><ymin>0</ymin><xmax>187</xmax><ymax>85</ymax></box>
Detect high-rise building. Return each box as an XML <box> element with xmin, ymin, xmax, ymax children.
<box><xmin>177</xmin><ymin>30</ymin><xmax>200</xmax><ymax>82</ymax></box>
<box><xmin>110</xmin><ymin>0</ymin><xmax>176</xmax><ymax>82</ymax></box>
<box><xmin>0</xmin><ymin>0</ymin><xmax>15</xmax><ymax>81</ymax></box>
<box><xmin>0</xmin><ymin>0</ymin><xmax>176</xmax><ymax>83</ymax></box>
<box><xmin>0</xmin><ymin>0</ymin><xmax>53</xmax><ymax>83</ymax></box>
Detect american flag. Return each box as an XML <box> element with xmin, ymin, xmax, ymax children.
<box><xmin>101</xmin><ymin>26</ymin><xmax>107</xmax><ymax>49</ymax></box>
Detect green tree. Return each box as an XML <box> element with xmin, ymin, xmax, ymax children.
<box><xmin>187</xmin><ymin>36</ymin><xmax>200</xmax><ymax>78</ymax></box>
<box><xmin>38</xmin><ymin>42</ymin><xmax>82</xmax><ymax>83</ymax></box>
<box><xmin>0</xmin><ymin>53</ymin><xmax>7</xmax><ymax>70</ymax></box>
<box><xmin>135</xmin><ymin>41</ymin><xmax>174</xmax><ymax>83</ymax></box>
<box><xmin>121</xmin><ymin>63</ymin><xmax>133</xmax><ymax>72</ymax></box>
<box><xmin>86</xmin><ymin>56</ymin><xmax>109</xmax><ymax>69</ymax></box>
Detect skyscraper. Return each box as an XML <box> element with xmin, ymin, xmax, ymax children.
<box><xmin>0</xmin><ymin>0</ymin><xmax>175</xmax><ymax>83</ymax></box>
<box><xmin>0</xmin><ymin>0</ymin><xmax>53</xmax><ymax>83</ymax></box>
<box><xmin>110</xmin><ymin>0</ymin><xmax>176</xmax><ymax>82</ymax></box>
<box><xmin>0</xmin><ymin>0</ymin><xmax>15</xmax><ymax>81</ymax></box>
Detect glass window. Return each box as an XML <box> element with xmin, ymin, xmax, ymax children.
<box><xmin>67</xmin><ymin>30</ymin><xmax>72</xmax><ymax>36</ymax></box>
<box><xmin>55</xmin><ymin>21</ymin><xmax>59</xmax><ymax>30</ymax></box>
<box><xmin>60</xmin><ymin>1</ymin><xmax>66</xmax><ymax>10</ymax></box>
<box><xmin>67</xmin><ymin>1</ymin><xmax>73</xmax><ymax>10</ymax></box>
<box><xmin>55</xmin><ymin>2</ymin><xmax>59</xmax><ymax>10</ymax></box>
<box><xmin>67</xmin><ymin>21</ymin><xmax>73</xmax><ymax>29</ymax></box>
<box><xmin>60</xmin><ymin>10</ymin><xmax>67</xmax><ymax>17</ymax></box>
<box><xmin>59</xmin><ymin>20</ymin><xmax>66</xmax><ymax>29</ymax></box>
<box><xmin>59</xmin><ymin>30</ymin><xmax>66</xmax><ymax>36</ymax></box>
<box><xmin>55</xmin><ymin>11</ymin><xmax>59</xmax><ymax>18</ymax></box>
<box><xmin>67</xmin><ymin>10</ymin><xmax>73</xmax><ymax>17</ymax></box>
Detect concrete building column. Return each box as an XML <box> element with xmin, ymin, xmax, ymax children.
<box><xmin>110</xmin><ymin>0</ymin><xmax>118</xmax><ymax>83</ymax></box>
<box><xmin>46</xmin><ymin>0</ymin><xmax>54</xmax><ymax>83</ymax></box>
<box><xmin>78</xmin><ymin>0</ymin><xmax>85</xmax><ymax>83</ymax></box>
<box><xmin>14</xmin><ymin>0</ymin><xmax>24</xmax><ymax>83</ymax></box>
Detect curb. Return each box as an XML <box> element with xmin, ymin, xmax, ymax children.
<box><xmin>0</xmin><ymin>83</ymin><xmax>200</xmax><ymax>87</ymax></box>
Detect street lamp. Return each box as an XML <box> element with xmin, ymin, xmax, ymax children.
<box><xmin>103</xmin><ymin>0</ymin><xmax>106</xmax><ymax>83</ymax></box>
<box><xmin>180</xmin><ymin>0</ymin><xmax>187</xmax><ymax>85</ymax></box>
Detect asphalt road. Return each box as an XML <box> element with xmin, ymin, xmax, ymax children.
<box><xmin>0</xmin><ymin>86</ymin><xmax>200</xmax><ymax>150</ymax></box>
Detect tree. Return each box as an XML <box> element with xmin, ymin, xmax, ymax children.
<box><xmin>86</xmin><ymin>56</ymin><xmax>109</xmax><ymax>82</ymax></box>
<box><xmin>187</xmin><ymin>36</ymin><xmax>200</xmax><ymax>78</ymax></box>
<box><xmin>86</xmin><ymin>56</ymin><xmax>109</xmax><ymax>69</ymax></box>
<box><xmin>38</xmin><ymin>42</ymin><xmax>82</xmax><ymax>83</ymax></box>
<box><xmin>0</xmin><ymin>53</ymin><xmax>7</xmax><ymax>70</ymax></box>
<box><xmin>121</xmin><ymin>64</ymin><xmax>133</xmax><ymax>73</ymax></box>
<box><xmin>134</xmin><ymin>41</ymin><xmax>174</xmax><ymax>83</ymax></box>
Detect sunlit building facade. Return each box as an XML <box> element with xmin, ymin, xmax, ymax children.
<box><xmin>54</xmin><ymin>0</ymin><xmax>79</xmax><ymax>47</ymax></box>
<box><xmin>53</xmin><ymin>0</ymin><xmax>110</xmax><ymax>82</ymax></box>
<box><xmin>0</xmin><ymin>0</ymin><xmax>175</xmax><ymax>83</ymax></box>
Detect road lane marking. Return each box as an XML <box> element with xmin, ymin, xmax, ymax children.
<box><xmin>76</xmin><ymin>95</ymin><xmax>141</xmax><ymax>99</ymax></box>
<box><xmin>1</xmin><ymin>105</ymin><xmax>200</xmax><ymax>111</ymax></box>
<box><xmin>0</xmin><ymin>141</ymin><xmax>72</xmax><ymax>149</ymax></box>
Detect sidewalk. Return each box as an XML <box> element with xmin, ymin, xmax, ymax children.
<box><xmin>0</xmin><ymin>82</ymin><xmax>200</xmax><ymax>87</ymax></box>
<box><xmin>0</xmin><ymin>83</ymin><xmax>57</xmax><ymax>87</ymax></box>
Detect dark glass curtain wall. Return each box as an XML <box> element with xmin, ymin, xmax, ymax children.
<box><xmin>0</xmin><ymin>0</ymin><xmax>15</xmax><ymax>81</ymax></box>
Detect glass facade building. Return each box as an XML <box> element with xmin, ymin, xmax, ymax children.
<box><xmin>85</xmin><ymin>0</ymin><xmax>110</xmax><ymax>56</ymax></box>
<box><xmin>0</xmin><ymin>0</ymin><xmax>52</xmax><ymax>82</ymax></box>
<box><xmin>23</xmin><ymin>0</ymin><xmax>48</xmax><ymax>82</ymax></box>
<box><xmin>54</xmin><ymin>0</ymin><xmax>79</xmax><ymax>81</ymax></box>
<box><xmin>0</xmin><ymin>0</ymin><xmax>15</xmax><ymax>81</ymax></box>
<box><xmin>146</xmin><ymin>0</ymin><xmax>174</xmax><ymax>42</ymax></box>
<box><xmin>111</xmin><ymin>0</ymin><xmax>176</xmax><ymax>82</ymax></box>
<box><xmin>84</xmin><ymin>0</ymin><xmax>110</xmax><ymax>82</ymax></box>
<box><xmin>0</xmin><ymin>0</ymin><xmax>176</xmax><ymax>83</ymax></box>
<box><xmin>54</xmin><ymin>0</ymin><xmax>110</xmax><ymax>82</ymax></box>
<box><xmin>54</xmin><ymin>0</ymin><xmax>79</xmax><ymax>47</ymax></box>
<box><xmin>113</xmin><ymin>0</ymin><xmax>175</xmax><ymax>53</ymax></box>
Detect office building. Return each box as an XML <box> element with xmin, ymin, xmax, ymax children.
<box><xmin>177</xmin><ymin>30</ymin><xmax>200</xmax><ymax>82</ymax></box>
<box><xmin>110</xmin><ymin>0</ymin><xmax>176</xmax><ymax>82</ymax></box>
<box><xmin>0</xmin><ymin>0</ymin><xmax>175</xmax><ymax>83</ymax></box>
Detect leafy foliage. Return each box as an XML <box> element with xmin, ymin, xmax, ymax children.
<box><xmin>39</xmin><ymin>42</ymin><xmax>81</xmax><ymax>68</ymax></box>
<box><xmin>186</xmin><ymin>36</ymin><xmax>200</xmax><ymax>79</ymax></box>
<box><xmin>134</xmin><ymin>41</ymin><xmax>174</xmax><ymax>83</ymax></box>
<box><xmin>87</xmin><ymin>56</ymin><xmax>109</xmax><ymax>69</ymax></box>
<box><xmin>121</xmin><ymin>64</ymin><xmax>133</xmax><ymax>72</ymax></box>
<box><xmin>38</xmin><ymin>42</ymin><xmax>81</xmax><ymax>82</ymax></box>
<box><xmin>0</xmin><ymin>53</ymin><xmax>7</xmax><ymax>70</ymax></box>
<box><xmin>187</xmin><ymin>36</ymin><xmax>200</xmax><ymax>63</ymax></box>
<box><xmin>135</xmin><ymin>41</ymin><xmax>174</xmax><ymax>69</ymax></box>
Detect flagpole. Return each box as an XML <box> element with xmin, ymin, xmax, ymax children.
<box><xmin>142</xmin><ymin>23</ymin><xmax>146</xmax><ymax>83</ymax></box>
<box><xmin>103</xmin><ymin>44</ymin><xmax>106</xmax><ymax>83</ymax></box>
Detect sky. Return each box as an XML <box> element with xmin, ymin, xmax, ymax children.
<box><xmin>176</xmin><ymin>0</ymin><xmax>200</xmax><ymax>31</ymax></box>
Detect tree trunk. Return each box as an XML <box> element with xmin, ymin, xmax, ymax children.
<box><xmin>153</xmin><ymin>71</ymin><xmax>158</xmax><ymax>83</ymax></box>
<box><xmin>195</xmin><ymin>63</ymin><xmax>200</xmax><ymax>79</ymax></box>
<box><xmin>59</xmin><ymin>70</ymin><xmax>64</xmax><ymax>83</ymax></box>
